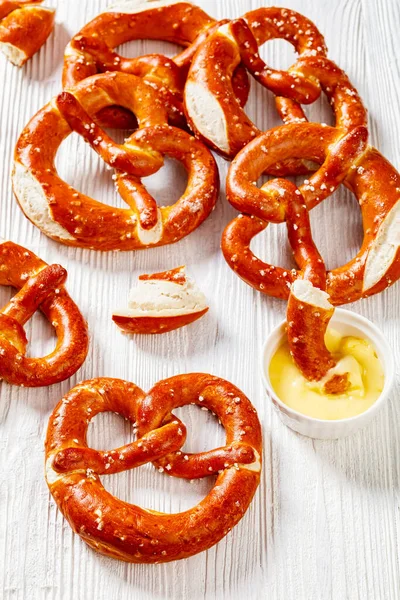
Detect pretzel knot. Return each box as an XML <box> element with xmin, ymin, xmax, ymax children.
<box><xmin>0</xmin><ymin>240</ymin><xmax>88</xmax><ymax>386</ymax></box>
<box><xmin>62</xmin><ymin>1</ymin><xmax>249</xmax><ymax>129</ymax></box>
<box><xmin>13</xmin><ymin>72</ymin><xmax>219</xmax><ymax>251</ymax></box>
<box><xmin>45</xmin><ymin>374</ymin><xmax>262</xmax><ymax>563</ymax></box>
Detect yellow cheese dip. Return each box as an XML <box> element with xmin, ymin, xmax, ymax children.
<box><xmin>269</xmin><ymin>330</ymin><xmax>384</xmax><ymax>420</ymax></box>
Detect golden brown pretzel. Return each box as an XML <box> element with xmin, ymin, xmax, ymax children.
<box><xmin>185</xmin><ymin>7</ymin><xmax>327</xmax><ymax>160</ymax></box>
<box><xmin>0</xmin><ymin>240</ymin><xmax>88</xmax><ymax>386</ymax></box>
<box><xmin>222</xmin><ymin>122</ymin><xmax>400</xmax><ymax>306</ymax></box>
<box><xmin>62</xmin><ymin>0</ymin><xmax>249</xmax><ymax>129</ymax></box>
<box><xmin>0</xmin><ymin>0</ymin><xmax>54</xmax><ymax>66</ymax></box>
<box><xmin>45</xmin><ymin>374</ymin><xmax>262</xmax><ymax>563</ymax></box>
<box><xmin>13</xmin><ymin>71</ymin><xmax>219</xmax><ymax>251</ymax></box>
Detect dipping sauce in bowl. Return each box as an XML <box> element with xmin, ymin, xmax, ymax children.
<box><xmin>269</xmin><ymin>329</ymin><xmax>384</xmax><ymax>420</ymax></box>
<box><xmin>261</xmin><ymin>309</ymin><xmax>394</xmax><ymax>439</ymax></box>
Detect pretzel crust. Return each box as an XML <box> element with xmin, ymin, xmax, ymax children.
<box><xmin>13</xmin><ymin>72</ymin><xmax>219</xmax><ymax>251</ymax></box>
<box><xmin>113</xmin><ymin>311</ymin><xmax>208</xmax><ymax>334</ymax></box>
<box><xmin>0</xmin><ymin>1</ymin><xmax>54</xmax><ymax>66</ymax></box>
<box><xmin>0</xmin><ymin>240</ymin><xmax>88</xmax><ymax>386</ymax></box>
<box><xmin>45</xmin><ymin>375</ymin><xmax>262</xmax><ymax>563</ymax></box>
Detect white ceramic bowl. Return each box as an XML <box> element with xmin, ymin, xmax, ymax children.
<box><xmin>261</xmin><ymin>309</ymin><xmax>395</xmax><ymax>439</ymax></box>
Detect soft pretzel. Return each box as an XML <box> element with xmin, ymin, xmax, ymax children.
<box><xmin>0</xmin><ymin>240</ymin><xmax>88</xmax><ymax>386</ymax></box>
<box><xmin>63</xmin><ymin>0</ymin><xmax>249</xmax><ymax>129</ymax></box>
<box><xmin>185</xmin><ymin>8</ymin><xmax>327</xmax><ymax>160</ymax></box>
<box><xmin>222</xmin><ymin>122</ymin><xmax>400</xmax><ymax>306</ymax></box>
<box><xmin>13</xmin><ymin>71</ymin><xmax>219</xmax><ymax>251</ymax></box>
<box><xmin>113</xmin><ymin>266</ymin><xmax>208</xmax><ymax>334</ymax></box>
<box><xmin>45</xmin><ymin>374</ymin><xmax>262</xmax><ymax>563</ymax></box>
<box><xmin>0</xmin><ymin>0</ymin><xmax>54</xmax><ymax>66</ymax></box>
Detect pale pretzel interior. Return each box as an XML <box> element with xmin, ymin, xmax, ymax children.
<box><xmin>113</xmin><ymin>267</ymin><xmax>208</xmax><ymax>318</ymax></box>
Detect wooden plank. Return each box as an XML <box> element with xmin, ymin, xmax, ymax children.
<box><xmin>0</xmin><ymin>0</ymin><xmax>399</xmax><ymax>598</ymax></box>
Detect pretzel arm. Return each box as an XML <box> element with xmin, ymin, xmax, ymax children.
<box><xmin>0</xmin><ymin>1</ymin><xmax>43</xmax><ymax>20</ymax></box>
<box><xmin>299</xmin><ymin>126</ymin><xmax>369</xmax><ymax>210</ymax></box>
<box><xmin>53</xmin><ymin>421</ymin><xmax>187</xmax><ymax>475</ymax></box>
<box><xmin>261</xmin><ymin>179</ymin><xmax>349</xmax><ymax>392</ymax></box>
<box><xmin>153</xmin><ymin>442</ymin><xmax>257</xmax><ymax>479</ymax></box>
<box><xmin>115</xmin><ymin>172</ymin><xmax>159</xmax><ymax>230</ymax></box>
<box><xmin>56</xmin><ymin>92</ymin><xmax>163</xmax><ymax>177</ymax></box>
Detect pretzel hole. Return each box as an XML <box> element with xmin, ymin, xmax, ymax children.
<box><xmin>250</xmin><ymin>222</ymin><xmax>297</xmax><ymax>271</ymax></box>
<box><xmin>141</xmin><ymin>157</ymin><xmax>187</xmax><ymax>207</ymax></box>
<box><xmin>173</xmin><ymin>404</ymin><xmax>225</xmax><ymax>453</ymax></box>
<box><xmin>87</xmin><ymin>411</ymin><xmax>131</xmax><ymax>450</ymax></box>
<box><xmin>0</xmin><ymin>286</ymin><xmax>13</xmax><ymax>310</ymax></box>
<box><xmin>56</xmin><ymin>132</ymin><xmax>128</xmax><ymax>209</ymax></box>
<box><xmin>87</xmin><ymin>407</ymin><xmax>223</xmax><ymax>511</ymax></box>
<box><xmin>244</xmin><ymin>39</ymin><xmax>297</xmax><ymax>131</ymax></box>
<box><xmin>23</xmin><ymin>311</ymin><xmax>56</xmax><ymax>358</ymax></box>
<box><xmin>245</xmin><ymin>74</ymin><xmax>282</xmax><ymax>132</ymax></box>
<box><xmin>102</xmin><ymin>460</ymin><xmax>217</xmax><ymax>512</ymax></box>
<box><xmin>307</xmin><ymin>184</ymin><xmax>363</xmax><ymax>270</ymax></box>
<box><xmin>0</xmin><ymin>287</ymin><xmax>56</xmax><ymax>358</ymax></box>
<box><xmin>258</xmin><ymin>38</ymin><xmax>297</xmax><ymax>72</ymax></box>
<box><xmin>302</xmin><ymin>91</ymin><xmax>335</xmax><ymax>127</ymax></box>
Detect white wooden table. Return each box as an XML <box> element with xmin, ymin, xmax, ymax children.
<box><xmin>0</xmin><ymin>1</ymin><xmax>399</xmax><ymax>598</ymax></box>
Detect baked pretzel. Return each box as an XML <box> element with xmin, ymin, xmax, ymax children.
<box><xmin>0</xmin><ymin>0</ymin><xmax>54</xmax><ymax>66</ymax></box>
<box><xmin>63</xmin><ymin>0</ymin><xmax>249</xmax><ymax>129</ymax></box>
<box><xmin>13</xmin><ymin>71</ymin><xmax>219</xmax><ymax>251</ymax></box>
<box><xmin>45</xmin><ymin>374</ymin><xmax>262</xmax><ymax>563</ymax></box>
<box><xmin>185</xmin><ymin>8</ymin><xmax>327</xmax><ymax>160</ymax></box>
<box><xmin>0</xmin><ymin>240</ymin><xmax>88</xmax><ymax>386</ymax></box>
<box><xmin>112</xmin><ymin>265</ymin><xmax>209</xmax><ymax>334</ymax></box>
<box><xmin>222</xmin><ymin>121</ymin><xmax>400</xmax><ymax>305</ymax></box>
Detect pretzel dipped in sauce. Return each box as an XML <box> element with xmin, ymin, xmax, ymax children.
<box><xmin>0</xmin><ymin>240</ymin><xmax>88</xmax><ymax>386</ymax></box>
<box><xmin>0</xmin><ymin>0</ymin><xmax>54</xmax><ymax>66</ymax></box>
<box><xmin>63</xmin><ymin>0</ymin><xmax>249</xmax><ymax>129</ymax></box>
<box><xmin>13</xmin><ymin>72</ymin><xmax>219</xmax><ymax>251</ymax></box>
<box><xmin>287</xmin><ymin>280</ymin><xmax>352</xmax><ymax>395</ymax></box>
<box><xmin>185</xmin><ymin>8</ymin><xmax>327</xmax><ymax>161</ymax></box>
<box><xmin>113</xmin><ymin>266</ymin><xmax>208</xmax><ymax>334</ymax></box>
<box><xmin>45</xmin><ymin>374</ymin><xmax>262</xmax><ymax>563</ymax></box>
